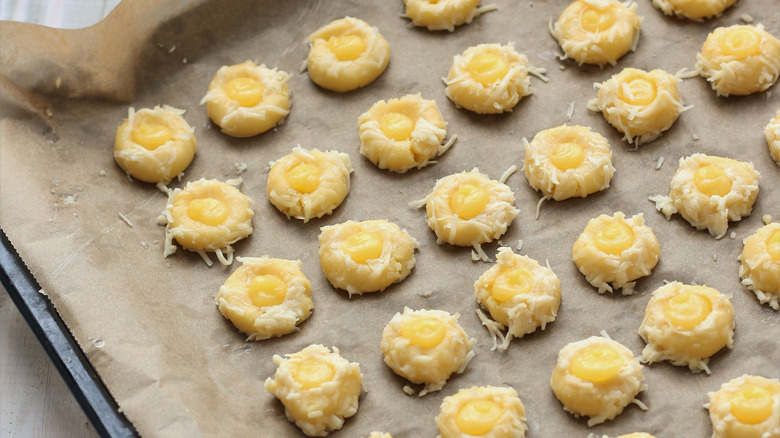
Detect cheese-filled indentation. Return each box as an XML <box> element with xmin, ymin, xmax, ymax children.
<box><xmin>720</xmin><ymin>26</ymin><xmax>762</xmax><ymax>60</ymax></box>
<box><xmin>291</xmin><ymin>357</ymin><xmax>335</xmax><ymax>389</ymax></box>
<box><xmin>729</xmin><ymin>384</ymin><xmax>774</xmax><ymax>425</ymax></box>
<box><xmin>664</xmin><ymin>289</ymin><xmax>712</xmax><ymax>330</ymax></box>
<box><xmin>467</xmin><ymin>53</ymin><xmax>510</xmax><ymax>86</ymax></box>
<box><xmin>580</xmin><ymin>7</ymin><xmax>616</xmax><ymax>32</ymax></box>
<box><xmin>455</xmin><ymin>400</ymin><xmax>503</xmax><ymax>435</ymax></box>
<box><xmin>132</xmin><ymin>122</ymin><xmax>172</xmax><ymax>150</ymax></box>
<box><xmin>284</xmin><ymin>163</ymin><xmax>321</xmax><ymax>194</ymax></box>
<box><xmin>401</xmin><ymin>315</ymin><xmax>447</xmax><ymax>348</ymax></box>
<box><xmin>594</xmin><ymin>221</ymin><xmax>634</xmax><ymax>255</ymax></box>
<box><xmin>327</xmin><ymin>35</ymin><xmax>366</xmax><ymax>61</ymax></box>
<box><xmin>380</xmin><ymin>112</ymin><xmax>415</xmax><ymax>141</ymax></box>
<box><xmin>570</xmin><ymin>345</ymin><xmax>624</xmax><ymax>383</ymax></box>
<box><xmin>187</xmin><ymin>197</ymin><xmax>228</xmax><ymax>226</ymax></box>
<box><xmin>550</xmin><ymin>142</ymin><xmax>585</xmax><ymax>170</ymax></box>
<box><xmin>491</xmin><ymin>267</ymin><xmax>535</xmax><ymax>302</ymax></box>
<box><xmin>694</xmin><ymin>165</ymin><xmax>732</xmax><ymax>197</ymax></box>
<box><xmin>248</xmin><ymin>274</ymin><xmax>287</xmax><ymax>308</ymax></box>
<box><xmin>341</xmin><ymin>231</ymin><xmax>383</xmax><ymax>263</ymax></box>
<box><xmin>225</xmin><ymin>77</ymin><xmax>263</xmax><ymax>107</ymax></box>
<box><xmin>450</xmin><ymin>183</ymin><xmax>489</xmax><ymax>219</ymax></box>
<box><xmin>619</xmin><ymin>77</ymin><xmax>657</xmax><ymax>106</ymax></box>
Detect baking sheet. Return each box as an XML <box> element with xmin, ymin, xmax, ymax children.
<box><xmin>1</xmin><ymin>0</ymin><xmax>779</xmax><ymax>436</ymax></box>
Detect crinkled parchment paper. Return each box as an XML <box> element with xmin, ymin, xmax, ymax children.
<box><xmin>1</xmin><ymin>0</ymin><xmax>778</xmax><ymax>436</ymax></box>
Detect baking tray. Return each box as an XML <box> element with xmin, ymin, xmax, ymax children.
<box><xmin>0</xmin><ymin>229</ymin><xmax>137</xmax><ymax>438</ymax></box>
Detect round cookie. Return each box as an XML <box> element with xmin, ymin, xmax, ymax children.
<box><xmin>318</xmin><ymin>219</ymin><xmax>419</xmax><ymax>296</ymax></box>
<box><xmin>306</xmin><ymin>17</ymin><xmax>390</xmax><ymax>92</ymax></box>
<box><xmin>652</xmin><ymin>0</ymin><xmax>736</xmax><ymax>21</ymax></box>
<box><xmin>766</xmin><ymin>110</ymin><xmax>780</xmax><ymax>165</ymax></box>
<box><xmin>572</xmin><ymin>212</ymin><xmax>660</xmax><ymax>294</ymax></box>
<box><xmin>419</xmin><ymin>169</ymin><xmax>519</xmax><ymax>252</ymax></box>
<box><xmin>706</xmin><ymin>375</ymin><xmax>780</xmax><ymax>438</ymax></box>
<box><xmin>380</xmin><ymin>308</ymin><xmax>476</xmax><ymax>395</ymax></box>
<box><xmin>267</xmin><ymin>146</ymin><xmax>353</xmax><ymax>222</ymax></box>
<box><xmin>590</xmin><ymin>67</ymin><xmax>687</xmax><ymax>145</ymax></box>
<box><xmin>523</xmin><ymin>125</ymin><xmax>615</xmax><ymax>201</ymax></box>
<box><xmin>650</xmin><ymin>154</ymin><xmax>760</xmax><ymax>239</ymax></box>
<box><xmin>474</xmin><ymin>247</ymin><xmax>561</xmax><ymax>350</ymax></box>
<box><xmin>639</xmin><ymin>282</ymin><xmax>735</xmax><ymax>374</ymax></box>
<box><xmin>216</xmin><ymin>256</ymin><xmax>313</xmax><ymax>340</ymax></box>
<box><xmin>550</xmin><ymin>336</ymin><xmax>646</xmax><ymax>427</ymax></box>
<box><xmin>358</xmin><ymin>94</ymin><xmax>450</xmax><ymax>173</ymax></box>
<box><xmin>696</xmin><ymin>24</ymin><xmax>780</xmax><ymax>97</ymax></box>
<box><xmin>201</xmin><ymin>61</ymin><xmax>291</xmax><ymax>137</ymax></box>
<box><xmin>264</xmin><ymin>344</ymin><xmax>363</xmax><ymax>437</ymax></box>
<box><xmin>113</xmin><ymin>105</ymin><xmax>197</xmax><ymax>183</ymax></box>
<box><xmin>403</xmin><ymin>0</ymin><xmax>487</xmax><ymax>32</ymax></box>
<box><xmin>444</xmin><ymin>42</ymin><xmax>546</xmax><ymax>114</ymax></box>
<box><xmin>551</xmin><ymin>0</ymin><xmax>642</xmax><ymax>66</ymax></box>
<box><xmin>435</xmin><ymin>386</ymin><xmax>527</xmax><ymax>438</ymax></box>
<box><xmin>162</xmin><ymin>179</ymin><xmax>254</xmax><ymax>264</ymax></box>
<box><xmin>739</xmin><ymin>223</ymin><xmax>780</xmax><ymax>310</ymax></box>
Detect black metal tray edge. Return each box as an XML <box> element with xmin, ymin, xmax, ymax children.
<box><xmin>0</xmin><ymin>227</ymin><xmax>138</xmax><ymax>438</ymax></box>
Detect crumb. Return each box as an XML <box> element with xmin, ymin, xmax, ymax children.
<box><xmin>741</xmin><ymin>14</ymin><xmax>754</xmax><ymax>23</ymax></box>
<box><xmin>168</xmin><ymin>45</ymin><xmax>176</xmax><ymax>53</ymax></box>
<box><xmin>516</xmin><ymin>239</ymin><xmax>523</xmax><ymax>251</ymax></box>
<box><xmin>182</xmin><ymin>58</ymin><xmax>188</xmax><ymax>64</ymax></box>
<box><xmin>45</xmin><ymin>107</ymin><xmax>53</xmax><ymax>117</ymax></box>
<box><xmin>403</xmin><ymin>385</ymin><xmax>416</xmax><ymax>396</ymax></box>
<box><xmin>233</xmin><ymin>162</ymin><xmax>248</xmax><ymax>174</ymax></box>
<box><xmin>730</xmin><ymin>231</ymin><xmax>736</xmax><ymax>239</ymax></box>
<box><xmin>55</xmin><ymin>77</ymin><xmax>62</xmax><ymax>89</ymax></box>
<box><xmin>98</xmin><ymin>170</ymin><xmax>106</xmax><ymax>177</ymax></box>
<box><xmin>764</xmin><ymin>214</ymin><xmax>773</xmax><ymax>225</ymax></box>
<box><xmin>417</xmin><ymin>291</ymin><xmax>433</xmax><ymax>298</ymax></box>
<box><xmin>713</xmin><ymin>254</ymin><xmax>718</xmax><ymax>261</ymax></box>
<box><xmin>692</xmin><ymin>133</ymin><xmax>700</xmax><ymax>141</ymax></box>
<box><xmin>655</xmin><ymin>156</ymin><xmax>665</xmax><ymax>170</ymax></box>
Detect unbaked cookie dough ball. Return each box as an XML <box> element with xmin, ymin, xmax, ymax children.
<box><xmin>766</xmin><ymin>110</ymin><xmax>780</xmax><ymax>165</ymax></box>
<box><xmin>706</xmin><ymin>375</ymin><xmax>780</xmax><ymax>438</ymax></box>
<box><xmin>572</xmin><ymin>212</ymin><xmax>660</xmax><ymax>295</ymax></box>
<box><xmin>551</xmin><ymin>0</ymin><xmax>642</xmax><ymax>66</ymax></box>
<box><xmin>418</xmin><ymin>169</ymin><xmax>519</xmax><ymax>253</ymax></box>
<box><xmin>306</xmin><ymin>17</ymin><xmax>390</xmax><ymax>92</ymax></box>
<box><xmin>590</xmin><ymin>67</ymin><xmax>687</xmax><ymax>145</ymax></box>
<box><xmin>523</xmin><ymin>125</ymin><xmax>615</xmax><ymax>201</ymax></box>
<box><xmin>653</xmin><ymin>0</ymin><xmax>735</xmax><ymax>21</ymax></box>
<box><xmin>739</xmin><ymin>222</ymin><xmax>780</xmax><ymax>310</ymax></box>
<box><xmin>551</xmin><ymin>336</ymin><xmax>646</xmax><ymax>427</ymax></box>
<box><xmin>404</xmin><ymin>0</ymin><xmax>492</xmax><ymax>31</ymax></box>
<box><xmin>380</xmin><ymin>308</ymin><xmax>476</xmax><ymax>395</ymax></box>
<box><xmin>474</xmin><ymin>247</ymin><xmax>561</xmax><ymax>350</ymax></box>
<box><xmin>216</xmin><ymin>256</ymin><xmax>312</xmax><ymax>340</ymax></box>
<box><xmin>113</xmin><ymin>105</ymin><xmax>197</xmax><ymax>183</ymax></box>
<box><xmin>358</xmin><ymin>94</ymin><xmax>451</xmax><ymax>173</ymax></box>
<box><xmin>264</xmin><ymin>344</ymin><xmax>362</xmax><ymax>437</ymax></box>
<box><xmin>444</xmin><ymin>43</ymin><xmax>546</xmax><ymax>114</ymax></box>
<box><xmin>162</xmin><ymin>179</ymin><xmax>254</xmax><ymax>264</ymax></box>
<box><xmin>435</xmin><ymin>386</ymin><xmax>527</xmax><ymax>438</ymax></box>
<box><xmin>318</xmin><ymin>219</ymin><xmax>419</xmax><ymax>296</ymax></box>
<box><xmin>696</xmin><ymin>24</ymin><xmax>780</xmax><ymax>97</ymax></box>
<box><xmin>267</xmin><ymin>147</ymin><xmax>353</xmax><ymax>222</ymax></box>
<box><xmin>201</xmin><ymin>61</ymin><xmax>290</xmax><ymax>137</ymax></box>
<box><xmin>639</xmin><ymin>282</ymin><xmax>735</xmax><ymax>374</ymax></box>
<box><xmin>650</xmin><ymin>154</ymin><xmax>760</xmax><ymax>239</ymax></box>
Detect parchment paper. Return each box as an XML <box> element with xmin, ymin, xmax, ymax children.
<box><xmin>1</xmin><ymin>0</ymin><xmax>778</xmax><ymax>436</ymax></box>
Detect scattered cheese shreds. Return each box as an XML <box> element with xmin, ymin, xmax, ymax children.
<box><xmin>119</xmin><ymin>212</ymin><xmax>133</xmax><ymax>227</ymax></box>
<box><xmin>655</xmin><ymin>156</ymin><xmax>665</xmax><ymax>170</ymax></box>
<box><xmin>741</xmin><ymin>14</ymin><xmax>754</xmax><ymax>23</ymax></box>
<box><xmin>730</xmin><ymin>232</ymin><xmax>736</xmax><ymax>240</ymax></box>
<box><xmin>764</xmin><ymin>214</ymin><xmax>773</xmax><ymax>225</ymax></box>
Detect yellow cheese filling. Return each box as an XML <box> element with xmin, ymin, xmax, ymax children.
<box><xmin>455</xmin><ymin>400</ymin><xmax>504</xmax><ymax>435</ymax></box>
<box><xmin>327</xmin><ymin>35</ymin><xmax>366</xmax><ymax>61</ymax></box>
<box><xmin>720</xmin><ymin>26</ymin><xmax>762</xmax><ymax>60</ymax></box>
<box><xmin>550</xmin><ymin>142</ymin><xmax>585</xmax><ymax>170</ymax></box>
<box><xmin>570</xmin><ymin>345</ymin><xmax>624</xmax><ymax>383</ymax></box>
<box><xmin>694</xmin><ymin>165</ymin><xmax>732</xmax><ymax>197</ymax></box>
<box><xmin>619</xmin><ymin>75</ymin><xmax>658</xmax><ymax>106</ymax></box>
<box><xmin>580</xmin><ymin>6</ymin><xmax>616</xmax><ymax>33</ymax></box>
<box><xmin>729</xmin><ymin>384</ymin><xmax>775</xmax><ymax>425</ymax></box>
<box><xmin>187</xmin><ymin>197</ymin><xmax>228</xmax><ymax>226</ymax></box>
<box><xmin>467</xmin><ymin>53</ymin><xmax>510</xmax><ymax>86</ymax></box>
<box><xmin>224</xmin><ymin>77</ymin><xmax>264</xmax><ymax>107</ymax></box>
<box><xmin>664</xmin><ymin>288</ymin><xmax>712</xmax><ymax>330</ymax></box>
<box><xmin>594</xmin><ymin>221</ymin><xmax>634</xmax><ymax>255</ymax></box>
<box><xmin>341</xmin><ymin>231</ymin><xmax>383</xmax><ymax>263</ymax></box>
<box><xmin>491</xmin><ymin>267</ymin><xmax>534</xmax><ymax>302</ymax></box>
<box><xmin>401</xmin><ymin>315</ymin><xmax>447</xmax><ymax>348</ymax></box>
<box><xmin>291</xmin><ymin>357</ymin><xmax>335</xmax><ymax>389</ymax></box>
<box><xmin>449</xmin><ymin>183</ymin><xmax>489</xmax><ymax>219</ymax></box>
<box><xmin>132</xmin><ymin>122</ymin><xmax>172</xmax><ymax>150</ymax></box>
<box><xmin>380</xmin><ymin>112</ymin><xmax>415</xmax><ymax>141</ymax></box>
<box><xmin>248</xmin><ymin>274</ymin><xmax>287</xmax><ymax>308</ymax></box>
<box><xmin>284</xmin><ymin>163</ymin><xmax>322</xmax><ymax>194</ymax></box>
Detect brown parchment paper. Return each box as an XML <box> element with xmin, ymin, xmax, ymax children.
<box><xmin>1</xmin><ymin>0</ymin><xmax>779</xmax><ymax>436</ymax></box>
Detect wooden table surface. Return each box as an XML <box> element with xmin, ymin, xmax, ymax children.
<box><xmin>1</xmin><ymin>1</ymin><xmax>121</xmax><ymax>437</ymax></box>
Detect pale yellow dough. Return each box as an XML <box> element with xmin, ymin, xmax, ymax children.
<box><xmin>739</xmin><ymin>223</ymin><xmax>780</xmax><ymax>310</ymax></box>
<box><xmin>444</xmin><ymin>43</ymin><xmax>545</xmax><ymax>114</ymax></box>
<box><xmin>358</xmin><ymin>94</ymin><xmax>450</xmax><ymax>173</ymax></box>
<box><xmin>404</xmin><ymin>0</ymin><xmax>484</xmax><ymax>31</ymax></box>
<box><xmin>650</xmin><ymin>154</ymin><xmax>760</xmax><ymax>239</ymax></box>
<box><xmin>696</xmin><ymin>24</ymin><xmax>780</xmax><ymax>96</ymax></box>
<box><xmin>638</xmin><ymin>282</ymin><xmax>734</xmax><ymax>374</ymax></box>
<box><xmin>706</xmin><ymin>375</ymin><xmax>780</xmax><ymax>438</ymax></box>
<box><xmin>523</xmin><ymin>125</ymin><xmax>615</xmax><ymax>201</ymax></box>
<box><xmin>590</xmin><ymin>67</ymin><xmax>687</xmax><ymax>145</ymax></box>
<box><xmin>652</xmin><ymin>0</ymin><xmax>735</xmax><ymax>21</ymax></box>
<box><xmin>766</xmin><ymin>110</ymin><xmax>780</xmax><ymax>165</ymax></box>
<box><xmin>380</xmin><ymin>308</ymin><xmax>475</xmax><ymax>395</ymax></box>
<box><xmin>474</xmin><ymin>247</ymin><xmax>561</xmax><ymax>350</ymax></box>
<box><xmin>216</xmin><ymin>256</ymin><xmax>313</xmax><ymax>340</ymax></box>
<box><xmin>551</xmin><ymin>0</ymin><xmax>642</xmax><ymax>66</ymax></box>
<box><xmin>201</xmin><ymin>61</ymin><xmax>290</xmax><ymax>137</ymax></box>
<box><xmin>318</xmin><ymin>219</ymin><xmax>419</xmax><ymax>296</ymax></box>
<box><xmin>113</xmin><ymin>105</ymin><xmax>197</xmax><ymax>183</ymax></box>
<box><xmin>307</xmin><ymin>17</ymin><xmax>390</xmax><ymax>92</ymax></box>
<box><xmin>163</xmin><ymin>179</ymin><xmax>254</xmax><ymax>264</ymax></box>
<box><xmin>264</xmin><ymin>344</ymin><xmax>362</xmax><ymax>437</ymax></box>
<box><xmin>419</xmin><ymin>169</ymin><xmax>519</xmax><ymax>251</ymax></box>
<box><xmin>550</xmin><ymin>336</ymin><xmax>646</xmax><ymax>427</ymax></box>
<box><xmin>572</xmin><ymin>212</ymin><xmax>660</xmax><ymax>295</ymax></box>
<box><xmin>435</xmin><ymin>386</ymin><xmax>527</xmax><ymax>437</ymax></box>
<box><xmin>267</xmin><ymin>147</ymin><xmax>353</xmax><ymax>222</ymax></box>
